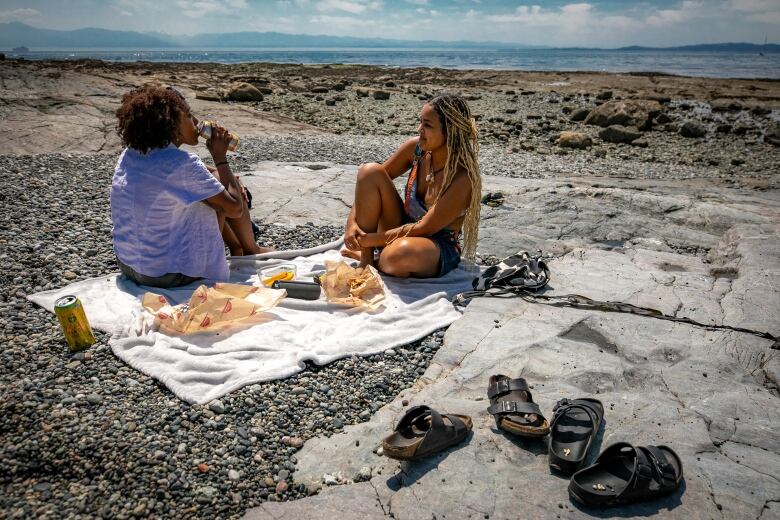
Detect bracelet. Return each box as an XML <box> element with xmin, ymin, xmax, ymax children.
<box><xmin>215</xmin><ymin>160</ymin><xmax>229</xmax><ymax>168</ymax></box>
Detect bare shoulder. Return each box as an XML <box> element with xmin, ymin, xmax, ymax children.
<box><xmin>398</xmin><ymin>136</ymin><xmax>420</xmax><ymax>160</ymax></box>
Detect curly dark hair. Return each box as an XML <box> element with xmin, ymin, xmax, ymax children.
<box><xmin>115</xmin><ymin>85</ymin><xmax>189</xmax><ymax>153</ymax></box>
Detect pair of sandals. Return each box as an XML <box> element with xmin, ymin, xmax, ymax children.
<box><xmin>381</xmin><ymin>375</ymin><xmax>683</xmax><ymax>508</ymax></box>
<box><xmin>488</xmin><ymin>374</ymin><xmax>683</xmax><ymax>507</ymax></box>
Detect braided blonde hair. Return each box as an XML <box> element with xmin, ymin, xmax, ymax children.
<box><xmin>428</xmin><ymin>94</ymin><xmax>482</xmax><ymax>260</ymax></box>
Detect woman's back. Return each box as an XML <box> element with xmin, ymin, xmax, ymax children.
<box><xmin>111</xmin><ymin>145</ymin><xmax>228</xmax><ymax>281</ymax></box>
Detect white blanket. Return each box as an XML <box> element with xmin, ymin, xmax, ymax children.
<box><xmin>28</xmin><ymin>239</ymin><xmax>475</xmax><ymax>404</ymax></box>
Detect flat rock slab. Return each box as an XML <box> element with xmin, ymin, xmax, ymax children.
<box><xmin>240</xmin><ymin>163</ymin><xmax>779</xmax><ymax>520</ymax></box>
<box><xmin>0</xmin><ymin>63</ymin><xmax>324</xmax><ymax>154</ymax></box>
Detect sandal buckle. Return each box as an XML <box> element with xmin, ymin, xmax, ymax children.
<box><xmin>496</xmin><ymin>379</ymin><xmax>511</xmax><ymax>395</ymax></box>
<box><xmin>500</xmin><ymin>401</ymin><xmax>518</xmax><ymax>413</ymax></box>
<box><xmin>553</xmin><ymin>398</ymin><xmax>570</xmax><ymax>412</ymax></box>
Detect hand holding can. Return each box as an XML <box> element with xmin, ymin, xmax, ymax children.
<box><xmin>199</xmin><ymin>120</ymin><xmax>240</xmax><ymax>153</ymax></box>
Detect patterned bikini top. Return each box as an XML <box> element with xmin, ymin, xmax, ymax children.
<box><xmin>403</xmin><ymin>144</ymin><xmax>428</xmax><ymax>222</ymax></box>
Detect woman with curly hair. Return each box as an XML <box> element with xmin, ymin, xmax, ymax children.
<box><xmin>343</xmin><ymin>94</ymin><xmax>482</xmax><ymax>278</ymax></box>
<box><xmin>111</xmin><ymin>85</ymin><xmax>268</xmax><ymax>288</ymax></box>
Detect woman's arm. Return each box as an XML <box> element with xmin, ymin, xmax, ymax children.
<box><xmin>202</xmin><ymin>126</ymin><xmax>244</xmax><ymax>219</ymax></box>
<box><xmin>359</xmin><ymin>171</ymin><xmax>472</xmax><ymax>248</ymax></box>
<box><xmin>382</xmin><ymin>137</ymin><xmax>419</xmax><ymax>179</ymax></box>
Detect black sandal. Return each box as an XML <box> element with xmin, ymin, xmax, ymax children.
<box><xmin>382</xmin><ymin>405</ymin><xmax>472</xmax><ymax>461</ymax></box>
<box><xmin>548</xmin><ymin>398</ymin><xmax>604</xmax><ymax>474</ymax></box>
<box><xmin>487</xmin><ymin>375</ymin><xmax>550</xmax><ymax>438</ymax></box>
<box><xmin>569</xmin><ymin>442</ymin><xmax>683</xmax><ymax>507</ymax></box>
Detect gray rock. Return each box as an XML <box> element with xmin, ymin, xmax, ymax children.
<box><xmin>372</xmin><ymin>91</ymin><xmax>390</xmax><ymax>101</ymax></box>
<box><xmin>679</xmin><ymin>120</ymin><xmax>707</xmax><ymax>138</ymax></box>
<box><xmin>208</xmin><ymin>399</ymin><xmax>226</xmax><ymax>414</ymax></box>
<box><xmin>227</xmin><ymin>83</ymin><xmax>264</xmax><ymax>102</ymax></box>
<box><xmin>569</xmin><ymin>107</ymin><xmax>590</xmax><ymax>121</ymax></box>
<box><xmin>584</xmin><ymin>99</ymin><xmax>662</xmax><ymax>130</ymax></box>
<box><xmin>598</xmin><ymin>124</ymin><xmax>643</xmax><ymax>144</ymax></box>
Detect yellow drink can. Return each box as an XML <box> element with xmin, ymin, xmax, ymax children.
<box><xmin>54</xmin><ymin>295</ymin><xmax>96</xmax><ymax>352</ymax></box>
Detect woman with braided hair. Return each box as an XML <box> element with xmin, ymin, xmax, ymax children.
<box><xmin>343</xmin><ymin>94</ymin><xmax>482</xmax><ymax>278</ymax></box>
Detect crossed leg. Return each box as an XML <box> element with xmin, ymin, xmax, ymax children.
<box><xmin>347</xmin><ymin>162</ymin><xmax>440</xmax><ymax>278</ymax></box>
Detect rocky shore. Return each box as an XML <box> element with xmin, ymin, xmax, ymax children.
<box><xmin>1</xmin><ymin>59</ymin><xmax>779</xmax><ymax>519</ymax></box>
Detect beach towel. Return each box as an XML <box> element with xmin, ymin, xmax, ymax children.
<box><xmin>28</xmin><ymin>239</ymin><xmax>475</xmax><ymax>404</ymax></box>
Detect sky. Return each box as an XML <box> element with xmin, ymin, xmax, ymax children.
<box><xmin>0</xmin><ymin>0</ymin><xmax>778</xmax><ymax>47</ymax></box>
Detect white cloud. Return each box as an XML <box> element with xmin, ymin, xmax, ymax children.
<box><xmin>315</xmin><ymin>0</ymin><xmax>380</xmax><ymax>14</ymax></box>
<box><xmin>486</xmin><ymin>3</ymin><xmax>593</xmax><ymax>25</ymax></box>
<box><xmin>728</xmin><ymin>0</ymin><xmax>779</xmax><ymax>12</ymax></box>
<box><xmin>646</xmin><ymin>1</ymin><xmax>705</xmax><ymax>25</ymax></box>
<box><xmin>173</xmin><ymin>0</ymin><xmax>249</xmax><ymax>19</ymax></box>
<box><xmin>406</xmin><ymin>0</ymin><xmax>428</xmax><ymax>4</ymax></box>
<box><xmin>0</xmin><ymin>8</ymin><xmax>41</xmax><ymax>21</ymax></box>
<box><xmin>309</xmin><ymin>14</ymin><xmax>377</xmax><ymax>27</ymax></box>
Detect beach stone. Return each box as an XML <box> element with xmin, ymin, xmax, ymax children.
<box><xmin>764</xmin><ymin>123</ymin><xmax>780</xmax><ymax>147</ymax></box>
<box><xmin>372</xmin><ymin>90</ymin><xmax>390</xmax><ymax>100</ymax></box>
<box><xmin>555</xmin><ymin>131</ymin><xmax>593</xmax><ymax>149</ymax></box>
<box><xmin>311</xmin><ymin>86</ymin><xmax>329</xmax><ymax>94</ymax></box>
<box><xmin>584</xmin><ymin>99</ymin><xmax>662</xmax><ymax>130</ymax></box>
<box><xmin>355</xmin><ymin>88</ymin><xmax>369</xmax><ymax>98</ymax></box>
<box><xmin>596</xmin><ymin>90</ymin><xmax>613</xmax><ymax>100</ymax></box>
<box><xmin>569</xmin><ymin>108</ymin><xmax>590</xmax><ymax>121</ymax></box>
<box><xmin>195</xmin><ymin>90</ymin><xmax>223</xmax><ymax>102</ymax></box>
<box><xmin>598</xmin><ymin>124</ymin><xmax>643</xmax><ymax>144</ymax></box>
<box><xmin>679</xmin><ymin>120</ymin><xmax>707</xmax><ymax>138</ymax></box>
<box><xmin>227</xmin><ymin>83</ymin><xmax>264</xmax><ymax>102</ymax></box>
<box><xmin>208</xmin><ymin>400</ymin><xmax>225</xmax><ymax>414</ymax></box>
<box><xmin>710</xmin><ymin>99</ymin><xmax>742</xmax><ymax>112</ymax></box>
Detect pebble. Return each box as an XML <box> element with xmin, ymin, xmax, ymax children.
<box><xmin>208</xmin><ymin>399</ymin><xmax>226</xmax><ymax>414</ymax></box>
<box><xmin>228</xmin><ymin>469</ymin><xmax>241</xmax><ymax>481</ymax></box>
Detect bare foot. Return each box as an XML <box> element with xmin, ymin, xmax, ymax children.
<box><xmin>340</xmin><ymin>248</ymin><xmax>361</xmax><ymax>261</ymax></box>
<box><xmin>252</xmin><ymin>245</ymin><xmax>275</xmax><ymax>254</ymax></box>
<box><xmin>229</xmin><ymin>246</ymin><xmax>244</xmax><ymax>256</ymax></box>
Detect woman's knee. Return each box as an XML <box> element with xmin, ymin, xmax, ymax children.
<box><xmin>356</xmin><ymin>162</ymin><xmax>387</xmax><ymax>184</ymax></box>
<box><xmin>378</xmin><ymin>239</ymin><xmax>416</xmax><ymax>277</ymax></box>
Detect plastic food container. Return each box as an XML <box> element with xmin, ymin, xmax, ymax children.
<box><xmin>259</xmin><ymin>264</ymin><xmax>297</xmax><ymax>287</ymax></box>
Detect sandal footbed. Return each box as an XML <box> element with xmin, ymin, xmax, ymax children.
<box><xmin>382</xmin><ymin>414</ymin><xmax>473</xmax><ymax>461</ymax></box>
<box><xmin>569</xmin><ymin>445</ymin><xmax>683</xmax><ymax>507</ymax></box>
<box><xmin>549</xmin><ymin>399</ymin><xmax>604</xmax><ymax>473</ymax></box>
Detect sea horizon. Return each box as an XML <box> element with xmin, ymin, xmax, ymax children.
<box><xmin>5</xmin><ymin>47</ymin><xmax>780</xmax><ymax>80</ymax></box>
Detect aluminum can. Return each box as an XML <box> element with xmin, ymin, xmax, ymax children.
<box><xmin>54</xmin><ymin>295</ymin><xmax>96</xmax><ymax>351</ymax></box>
<box><xmin>197</xmin><ymin>121</ymin><xmax>240</xmax><ymax>151</ymax></box>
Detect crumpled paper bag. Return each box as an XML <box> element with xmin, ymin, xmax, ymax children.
<box><xmin>320</xmin><ymin>261</ymin><xmax>386</xmax><ymax>308</ymax></box>
<box><xmin>142</xmin><ymin>283</ymin><xmax>285</xmax><ymax>334</ymax></box>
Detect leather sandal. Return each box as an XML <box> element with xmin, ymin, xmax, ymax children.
<box><xmin>382</xmin><ymin>405</ymin><xmax>472</xmax><ymax>461</ymax></box>
<box><xmin>548</xmin><ymin>397</ymin><xmax>604</xmax><ymax>474</ymax></box>
<box><xmin>569</xmin><ymin>442</ymin><xmax>683</xmax><ymax>507</ymax></box>
<box><xmin>487</xmin><ymin>375</ymin><xmax>550</xmax><ymax>438</ymax></box>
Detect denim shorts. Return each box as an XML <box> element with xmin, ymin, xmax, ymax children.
<box><xmin>429</xmin><ymin>229</ymin><xmax>461</xmax><ymax>277</ymax></box>
<box><xmin>118</xmin><ymin>259</ymin><xmax>201</xmax><ymax>289</ymax></box>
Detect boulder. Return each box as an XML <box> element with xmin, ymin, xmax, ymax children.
<box><xmin>596</xmin><ymin>90</ymin><xmax>613</xmax><ymax>100</ymax></box>
<box><xmin>710</xmin><ymin>99</ymin><xmax>742</xmax><ymax>112</ymax></box>
<box><xmin>598</xmin><ymin>125</ymin><xmax>643</xmax><ymax>144</ymax></box>
<box><xmin>372</xmin><ymin>90</ymin><xmax>390</xmax><ymax>100</ymax></box>
<box><xmin>679</xmin><ymin>121</ymin><xmax>707</xmax><ymax>138</ymax></box>
<box><xmin>355</xmin><ymin>88</ymin><xmax>369</xmax><ymax>98</ymax></box>
<box><xmin>654</xmin><ymin>113</ymin><xmax>672</xmax><ymax>124</ymax></box>
<box><xmin>195</xmin><ymin>90</ymin><xmax>223</xmax><ymax>102</ymax></box>
<box><xmin>631</xmin><ymin>138</ymin><xmax>649</xmax><ymax>148</ymax></box>
<box><xmin>226</xmin><ymin>83</ymin><xmax>264</xmax><ymax>102</ymax></box>
<box><xmin>584</xmin><ymin>100</ymin><xmax>662</xmax><ymax>130</ymax></box>
<box><xmin>311</xmin><ymin>86</ymin><xmax>329</xmax><ymax>94</ymax></box>
<box><xmin>556</xmin><ymin>131</ymin><xmax>593</xmax><ymax>149</ymax></box>
<box><xmin>569</xmin><ymin>108</ymin><xmax>590</xmax><ymax>122</ymax></box>
<box><xmin>750</xmin><ymin>106</ymin><xmax>771</xmax><ymax>116</ymax></box>
<box><xmin>765</xmin><ymin>124</ymin><xmax>780</xmax><ymax>147</ymax></box>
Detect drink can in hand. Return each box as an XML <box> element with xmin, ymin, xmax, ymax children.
<box><xmin>197</xmin><ymin>120</ymin><xmax>240</xmax><ymax>151</ymax></box>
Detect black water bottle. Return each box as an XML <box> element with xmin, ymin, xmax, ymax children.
<box><xmin>272</xmin><ymin>280</ymin><xmax>322</xmax><ymax>300</ymax></box>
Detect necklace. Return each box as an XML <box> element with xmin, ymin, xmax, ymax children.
<box><xmin>425</xmin><ymin>154</ymin><xmax>445</xmax><ymax>183</ymax></box>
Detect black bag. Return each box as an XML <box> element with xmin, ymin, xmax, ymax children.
<box><xmin>454</xmin><ymin>251</ymin><xmax>550</xmax><ymax>305</ymax></box>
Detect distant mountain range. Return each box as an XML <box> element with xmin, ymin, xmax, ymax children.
<box><xmin>1</xmin><ymin>22</ymin><xmax>778</xmax><ymax>52</ymax></box>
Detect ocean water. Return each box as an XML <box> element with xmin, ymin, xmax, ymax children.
<box><xmin>8</xmin><ymin>48</ymin><xmax>780</xmax><ymax>79</ymax></box>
